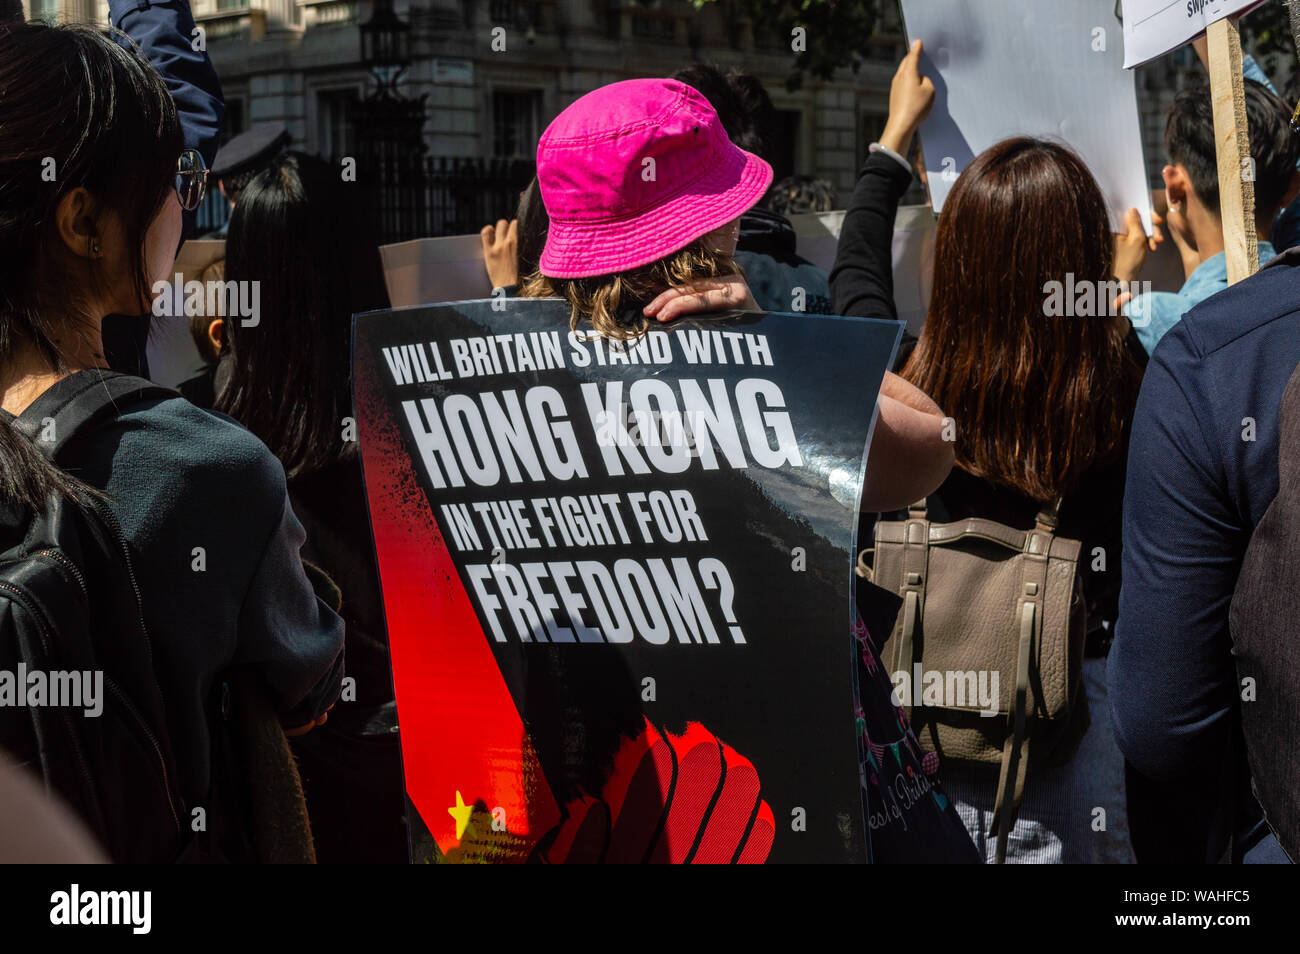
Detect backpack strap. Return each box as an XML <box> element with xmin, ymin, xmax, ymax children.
<box><xmin>10</xmin><ymin>370</ymin><xmax>178</xmax><ymax>464</ymax></box>
<box><xmin>893</xmin><ymin>498</ymin><xmax>931</xmax><ymax>721</ymax></box>
<box><xmin>987</xmin><ymin>500</ymin><xmax>1059</xmax><ymax>862</ymax></box>
<box><xmin>1035</xmin><ymin>497</ymin><xmax>1064</xmax><ymax>532</ymax></box>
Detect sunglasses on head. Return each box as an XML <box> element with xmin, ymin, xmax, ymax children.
<box><xmin>176</xmin><ymin>148</ymin><xmax>208</xmax><ymax>212</ymax></box>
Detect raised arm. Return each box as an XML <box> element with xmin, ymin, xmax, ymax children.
<box><xmin>110</xmin><ymin>0</ymin><xmax>223</xmax><ymax>164</ymax></box>
<box><xmin>830</xmin><ymin>39</ymin><xmax>933</xmax><ymax>322</ymax></box>
<box><xmin>110</xmin><ymin>0</ymin><xmax>224</xmax><ymax>236</ymax></box>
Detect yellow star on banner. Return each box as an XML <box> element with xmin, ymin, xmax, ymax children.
<box><xmin>448</xmin><ymin>790</ymin><xmax>473</xmax><ymax>840</ymax></box>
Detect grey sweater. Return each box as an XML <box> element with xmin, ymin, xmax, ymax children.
<box><xmin>74</xmin><ymin>395</ymin><xmax>345</xmax><ymax>807</ymax></box>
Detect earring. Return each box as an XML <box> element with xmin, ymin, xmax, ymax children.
<box><xmin>91</xmin><ymin>240</ymin><xmax>100</xmax><ymax>254</ymax></box>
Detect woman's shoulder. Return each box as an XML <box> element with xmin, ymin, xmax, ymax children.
<box><xmin>113</xmin><ymin>396</ymin><xmax>282</xmax><ymax>483</ymax></box>
<box><xmin>78</xmin><ymin>395</ymin><xmax>287</xmax><ymax>531</ymax></box>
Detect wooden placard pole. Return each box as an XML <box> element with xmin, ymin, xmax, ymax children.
<box><xmin>1206</xmin><ymin>16</ymin><xmax>1258</xmax><ymax>285</ymax></box>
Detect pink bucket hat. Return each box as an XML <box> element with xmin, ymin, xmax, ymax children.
<box><xmin>536</xmin><ymin>78</ymin><xmax>773</xmax><ymax>279</ymax></box>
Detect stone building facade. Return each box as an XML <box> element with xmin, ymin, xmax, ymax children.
<box><xmin>23</xmin><ymin>0</ymin><xmax>1286</xmax><ymax>224</ymax></box>
<box><xmin>25</xmin><ymin>0</ymin><xmax>908</xmax><ymax>204</ymax></box>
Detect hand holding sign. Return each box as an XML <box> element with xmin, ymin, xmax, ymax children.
<box><xmin>880</xmin><ymin>39</ymin><xmax>936</xmax><ymax>158</ymax></box>
<box><xmin>480</xmin><ymin>218</ymin><xmax>519</xmax><ymax>289</ymax></box>
<box><xmin>899</xmin><ymin>0</ymin><xmax>1153</xmax><ymax>231</ymax></box>
<box><xmin>643</xmin><ymin>274</ymin><xmax>760</xmax><ymax>322</ymax></box>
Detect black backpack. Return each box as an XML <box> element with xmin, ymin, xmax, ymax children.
<box><xmin>0</xmin><ymin>371</ymin><xmax>187</xmax><ymax>862</ymax></box>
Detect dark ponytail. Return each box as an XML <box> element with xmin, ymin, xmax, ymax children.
<box><xmin>0</xmin><ymin>20</ymin><xmax>182</xmax><ymax>510</ymax></box>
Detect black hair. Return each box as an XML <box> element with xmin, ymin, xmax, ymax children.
<box><xmin>217</xmin><ymin>152</ymin><xmax>389</xmax><ymax>479</ymax></box>
<box><xmin>672</xmin><ymin>63</ymin><xmax>776</xmax><ymax>162</ymax></box>
<box><xmin>515</xmin><ymin>178</ymin><xmax>549</xmax><ymax>284</ymax></box>
<box><xmin>724</xmin><ymin>69</ymin><xmax>778</xmax><ymax>161</ymax></box>
<box><xmin>219</xmin><ymin>167</ymin><xmax>260</xmax><ymax>207</ymax></box>
<box><xmin>0</xmin><ymin>21</ymin><xmax>182</xmax><ymax>509</ymax></box>
<box><xmin>1165</xmin><ymin>79</ymin><xmax>1300</xmax><ymax>218</ymax></box>
<box><xmin>767</xmin><ymin>175</ymin><xmax>836</xmax><ymax>216</ymax></box>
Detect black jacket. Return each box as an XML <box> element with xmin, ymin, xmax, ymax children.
<box><xmin>829</xmin><ymin>151</ymin><xmax>919</xmax><ymax>369</ymax></box>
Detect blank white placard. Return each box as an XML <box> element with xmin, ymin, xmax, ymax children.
<box><xmin>899</xmin><ymin>0</ymin><xmax>1153</xmax><ymax>233</ymax></box>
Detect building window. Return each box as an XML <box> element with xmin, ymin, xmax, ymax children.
<box><xmin>489</xmin><ymin>0</ymin><xmax>537</xmax><ymax>29</ymax></box>
<box><xmin>492</xmin><ymin>90</ymin><xmax>541</xmax><ymax>159</ymax></box>
<box><xmin>317</xmin><ymin>88</ymin><xmax>359</xmax><ymax>160</ymax></box>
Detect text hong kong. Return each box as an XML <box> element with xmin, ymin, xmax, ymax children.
<box><xmin>381</xmin><ymin>329</ymin><xmax>808</xmax><ymax>650</ymax></box>
<box><xmin>395</xmin><ymin>375</ymin><xmax>802</xmax><ymax>489</ymax></box>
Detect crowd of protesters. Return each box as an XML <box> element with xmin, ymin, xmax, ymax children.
<box><xmin>1</xmin><ymin>1</ymin><xmax>1298</xmax><ymax>865</ymax></box>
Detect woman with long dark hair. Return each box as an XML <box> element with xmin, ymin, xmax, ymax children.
<box><xmin>903</xmin><ymin>137</ymin><xmax>1142</xmax><ymax>514</ymax></box>
<box><xmin>216</xmin><ymin>152</ymin><xmax>406</xmax><ymax>863</ymax></box>
<box><xmin>0</xmin><ymin>21</ymin><xmax>344</xmax><ymax>860</ymax></box>
<box><xmin>832</xmin><ymin>43</ymin><xmax>1146</xmax><ymax>862</ymax></box>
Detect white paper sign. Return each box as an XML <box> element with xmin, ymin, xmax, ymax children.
<box><xmin>791</xmin><ymin>208</ymin><xmax>935</xmax><ymax>336</ymax></box>
<box><xmin>899</xmin><ymin>0</ymin><xmax>1154</xmax><ymax>233</ymax></box>
<box><xmin>1121</xmin><ymin>0</ymin><xmax>1268</xmax><ymax>68</ymax></box>
<box><xmin>379</xmin><ymin>234</ymin><xmax>492</xmax><ymax>308</ymax></box>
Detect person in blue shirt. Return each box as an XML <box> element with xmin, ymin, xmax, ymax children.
<box><xmin>1122</xmin><ymin>77</ymin><xmax>1300</xmax><ymax>355</ymax></box>
<box><xmin>110</xmin><ymin>0</ymin><xmax>223</xmax><ymax>180</ymax></box>
<box><xmin>1111</xmin><ymin>243</ymin><xmax>1300</xmax><ymax>864</ymax></box>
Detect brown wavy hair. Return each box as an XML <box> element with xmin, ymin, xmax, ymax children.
<box><xmin>901</xmin><ymin>137</ymin><xmax>1143</xmax><ymax>502</ymax></box>
<box><xmin>520</xmin><ymin>238</ymin><xmax>742</xmax><ymax>340</ymax></box>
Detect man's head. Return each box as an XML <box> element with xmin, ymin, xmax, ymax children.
<box><xmin>672</xmin><ymin>63</ymin><xmax>776</xmax><ymax>163</ymax></box>
<box><xmin>211</xmin><ymin>123</ymin><xmax>291</xmax><ymax>209</ymax></box>
<box><xmin>767</xmin><ymin>175</ymin><xmax>836</xmax><ymax>216</ymax></box>
<box><xmin>1164</xmin><ymin>79</ymin><xmax>1300</xmax><ymax>232</ymax></box>
<box><xmin>215</xmin><ymin>167</ymin><xmax>261</xmax><ymax>208</ymax></box>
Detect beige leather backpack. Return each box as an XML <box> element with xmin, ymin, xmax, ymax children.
<box><xmin>858</xmin><ymin>499</ymin><xmax>1087</xmax><ymax>862</ymax></box>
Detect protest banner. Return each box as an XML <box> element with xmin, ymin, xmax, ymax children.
<box><xmin>1121</xmin><ymin>0</ymin><xmax>1267</xmax><ymax>68</ymax></box>
<box><xmin>899</xmin><ymin>0</ymin><xmax>1153</xmax><ymax>232</ymax></box>
<box><xmin>353</xmin><ymin>298</ymin><xmax>902</xmax><ymax>863</ymax></box>
<box><xmin>788</xmin><ymin>210</ymin><xmax>849</xmax><ymax>271</ymax></box>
